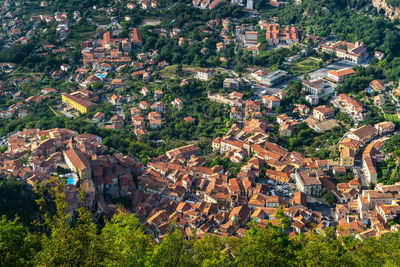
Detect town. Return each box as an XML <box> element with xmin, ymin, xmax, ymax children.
<box><xmin>1</xmin><ymin>0</ymin><xmax>400</xmax><ymax>264</ymax></box>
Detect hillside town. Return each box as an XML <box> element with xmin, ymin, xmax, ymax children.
<box><xmin>1</xmin><ymin>0</ymin><xmax>400</xmax><ymax>249</ymax></box>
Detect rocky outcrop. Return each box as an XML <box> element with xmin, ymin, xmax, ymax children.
<box><xmin>372</xmin><ymin>0</ymin><xmax>400</xmax><ymax>20</ymax></box>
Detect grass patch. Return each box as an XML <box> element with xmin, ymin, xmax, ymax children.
<box><xmin>289</xmin><ymin>58</ymin><xmax>322</xmax><ymax>76</ymax></box>
<box><xmin>386</xmin><ymin>113</ymin><xmax>400</xmax><ymax>122</ymax></box>
<box><xmin>160</xmin><ymin>65</ymin><xmax>205</xmax><ymax>79</ymax></box>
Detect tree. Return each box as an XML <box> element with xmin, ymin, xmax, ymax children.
<box><xmin>101</xmin><ymin>212</ymin><xmax>153</xmax><ymax>266</ymax></box>
<box><xmin>0</xmin><ymin>216</ymin><xmax>40</xmax><ymax>266</ymax></box>
<box><xmin>232</xmin><ymin>224</ymin><xmax>294</xmax><ymax>266</ymax></box>
<box><xmin>150</xmin><ymin>227</ymin><xmax>191</xmax><ymax>266</ymax></box>
<box><xmin>34</xmin><ymin>179</ymin><xmax>101</xmax><ymax>266</ymax></box>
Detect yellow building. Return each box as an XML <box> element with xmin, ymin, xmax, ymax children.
<box><xmin>62</xmin><ymin>93</ymin><xmax>97</xmax><ymax>114</ymax></box>
<box><xmin>340</xmin><ymin>147</ymin><xmax>355</xmax><ymax>167</ymax></box>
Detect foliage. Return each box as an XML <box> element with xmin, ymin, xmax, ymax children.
<box><xmin>317</xmin><ymin>188</ymin><xmax>338</xmax><ymax>206</ymax></box>
<box><xmin>0</xmin><ymin>177</ymin><xmax>40</xmax><ymax>227</ymax></box>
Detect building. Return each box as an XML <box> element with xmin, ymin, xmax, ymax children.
<box><xmin>279</xmin><ymin>120</ymin><xmax>299</xmax><ymax>136</ymax></box>
<box><xmin>374</xmin><ymin>51</ymin><xmax>385</xmax><ymax>61</ymax></box>
<box><xmin>374</xmin><ymin>121</ymin><xmax>395</xmax><ymax>135</ymax></box>
<box><xmin>261</xmin><ymin>70</ymin><xmax>287</xmax><ymax>87</ymax></box>
<box><xmin>265</xmin><ymin>24</ymin><xmax>299</xmax><ymax>45</ymax></box>
<box><xmin>262</xmin><ymin>95</ymin><xmax>281</xmax><ymax>109</ymax></box>
<box><xmin>373</xmin><ymin>95</ymin><xmax>385</xmax><ymax>107</ymax></box>
<box><xmin>370</xmin><ymin>80</ymin><xmax>386</xmax><ymax>92</ymax></box>
<box><xmin>301</xmin><ymin>78</ymin><xmax>325</xmax><ymax>96</ymax></box>
<box><xmin>326</xmin><ymin>68</ymin><xmax>355</xmax><ymax>84</ymax></box>
<box><xmin>347</xmin><ymin>125</ymin><xmax>377</xmax><ymax>144</ymax></box>
<box><xmin>337</xmin><ymin>94</ymin><xmax>364</xmax><ymax>120</ymax></box>
<box><xmin>63</xmin><ymin>148</ymin><xmax>91</xmax><ymax>180</ymax></box>
<box><xmin>294</xmin><ymin>170</ymin><xmax>322</xmax><ymax>196</ymax></box>
<box><xmin>223</xmin><ymin>78</ymin><xmax>242</xmax><ymax>90</ymax></box>
<box><xmin>313</xmin><ymin>105</ymin><xmax>335</xmax><ymax>121</ymax></box>
<box><xmin>305</xmin><ymin>95</ymin><xmax>319</xmax><ymax>106</ymax></box>
<box><xmin>166</xmin><ymin>144</ymin><xmax>201</xmax><ymax>159</ymax></box>
<box><xmin>195</xmin><ymin>69</ymin><xmax>215</xmax><ymax>81</ymax></box>
<box><xmin>62</xmin><ymin>93</ymin><xmax>97</xmax><ymax>114</ymax></box>
<box><xmin>320</xmin><ymin>41</ymin><xmax>368</xmax><ymax>63</ymax></box>
<box><xmin>130</xmin><ymin>28</ymin><xmax>143</xmax><ymax>47</ymax></box>
<box><xmin>340</xmin><ymin>147</ymin><xmax>355</xmax><ymax>167</ymax></box>
<box><xmin>265</xmin><ymin>169</ymin><xmax>291</xmax><ymax>183</ymax></box>
<box><xmin>244</xmin><ymin>31</ymin><xmax>258</xmax><ymax>46</ymax></box>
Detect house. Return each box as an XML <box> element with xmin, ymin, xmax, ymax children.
<box><xmin>301</xmin><ymin>78</ymin><xmax>325</xmax><ymax>96</ymax></box>
<box><xmin>110</xmin><ymin>95</ymin><xmax>123</xmax><ymax>105</ymax></box>
<box><xmin>63</xmin><ymin>148</ymin><xmax>91</xmax><ymax>180</ymax></box>
<box><xmin>244</xmin><ymin>31</ymin><xmax>258</xmax><ymax>46</ymax></box>
<box><xmin>172</xmin><ymin>98</ymin><xmax>183</xmax><ymax>110</ymax></box>
<box><xmin>230</xmin><ymin>107</ymin><xmax>243</xmax><ymax>121</ymax></box>
<box><xmin>149</xmin><ymin>118</ymin><xmax>162</xmax><ymax>129</ymax></box>
<box><xmin>139</xmin><ymin>101</ymin><xmax>150</xmax><ymax>110</ymax></box>
<box><xmin>224</xmin><ymin>78</ymin><xmax>242</xmax><ymax>90</ymax></box>
<box><xmin>327</xmin><ymin>68</ymin><xmax>355</xmax><ymax>83</ymax></box>
<box><xmin>130</xmin><ymin>107</ymin><xmax>141</xmax><ymax>116</ymax></box>
<box><xmin>340</xmin><ymin>147</ymin><xmax>355</xmax><ymax>167</ymax></box>
<box><xmin>216</xmin><ymin>42</ymin><xmax>226</xmax><ymax>52</ymax></box>
<box><xmin>374</xmin><ymin>51</ymin><xmax>385</xmax><ymax>61</ymax></box>
<box><xmin>294</xmin><ymin>170</ymin><xmax>322</xmax><ymax>196</ymax></box>
<box><xmin>279</xmin><ymin>120</ymin><xmax>299</xmax><ymax>136</ymax></box>
<box><xmin>313</xmin><ymin>105</ymin><xmax>335</xmax><ymax>121</ymax></box>
<box><xmin>247</xmin><ymin>43</ymin><xmax>263</xmax><ymax>55</ymax></box>
<box><xmin>265</xmin><ymin>196</ymin><xmax>287</xmax><ymax>209</ymax></box>
<box><xmin>290</xmin><ymin>191</ymin><xmax>307</xmax><ymax>207</ymax></box>
<box><xmin>373</xmin><ymin>95</ymin><xmax>385</xmax><ymax>107</ymax></box>
<box><xmin>184</xmin><ymin>117</ymin><xmax>196</xmax><ymax>124</ymax></box>
<box><xmin>151</xmin><ymin>102</ymin><xmax>165</xmax><ymax>113</ymax></box>
<box><xmin>166</xmin><ymin>144</ymin><xmax>201</xmax><ymax>159</ymax></box>
<box><xmin>93</xmin><ymin>112</ymin><xmax>105</xmax><ymax>122</ymax></box>
<box><xmin>305</xmin><ymin>95</ymin><xmax>319</xmax><ymax>106</ymax></box>
<box><xmin>265</xmin><ymin>169</ymin><xmax>291</xmax><ymax>183</ymax></box>
<box><xmin>374</xmin><ymin>121</ymin><xmax>395</xmax><ymax>135</ymax></box>
<box><xmin>338</xmin><ymin>94</ymin><xmax>365</xmax><ymax>120</ymax></box>
<box><xmin>339</xmin><ymin>137</ymin><xmax>361</xmax><ymax>152</ymax></box>
<box><xmin>347</xmin><ymin>125</ymin><xmax>377</xmax><ymax>144</ymax></box>
<box><xmin>130</xmin><ymin>28</ymin><xmax>143</xmax><ymax>47</ymax></box>
<box><xmin>195</xmin><ymin>69</ymin><xmax>215</xmax><ymax>81</ymax></box>
<box><xmin>154</xmin><ymin>90</ymin><xmax>163</xmax><ymax>100</ymax></box>
<box><xmin>245</xmin><ymin>101</ymin><xmax>261</xmax><ymax>113</ymax></box>
<box><xmin>262</xmin><ymin>95</ymin><xmax>281</xmax><ymax>109</ymax></box>
<box><xmin>277</xmin><ymin>114</ymin><xmax>290</xmax><ymax>124</ymax></box>
<box><xmin>320</xmin><ymin>41</ymin><xmax>368</xmax><ymax>63</ymax></box>
<box><xmin>141</xmin><ymin>87</ymin><xmax>151</xmax><ymax>97</ymax></box>
<box><xmin>370</xmin><ymin>80</ymin><xmax>386</xmax><ymax>92</ymax></box>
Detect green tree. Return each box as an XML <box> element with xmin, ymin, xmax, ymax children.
<box><xmin>101</xmin><ymin>212</ymin><xmax>153</xmax><ymax>266</ymax></box>
<box><xmin>0</xmin><ymin>216</ymin><xmax>40</xmax><ymax>266</ymax></box>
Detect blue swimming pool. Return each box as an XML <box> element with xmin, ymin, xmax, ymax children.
<box><xmin>66</xmin><ymin>177</ymin><xmax>75</xmax><ymax>185</ymax></box>
<box><xmin>96</xmin><ymin>74</ymin><xmax>106</xmax><ymax>78</ymax></box>
<box><xmin>367</xmin><ymin>89</ymin><xmax>373</xmax><ymax>93</ymax></box>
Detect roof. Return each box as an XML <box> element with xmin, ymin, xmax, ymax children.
<box><xmin>350</xmin><ymin>125</ymin><xmax>377</xmax><ymax>140</ymax></box>
<box><xmin>64</xmin><ymin>148</ymin><xmax>90</xmax><ymax>171</ymax></box>
<box><xmin>328</xmin><ymin>68</ymin><xmax>355</xmax><ymax>77</ymax></box>
<box><xmin>62</xmin><ymin>93</ymin><xmax>96</xmax><ymax>109</ymax></box>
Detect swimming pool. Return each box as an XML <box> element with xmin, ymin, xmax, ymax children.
<box><xmin>96</xmin><ymin>74</ymin><xmax>106</xmax><ymax>78</ymax></box>
<box><xmin>66</xmin><ymin>177</ymin><xmax>75</xmax><ymax>185</ymax></box>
